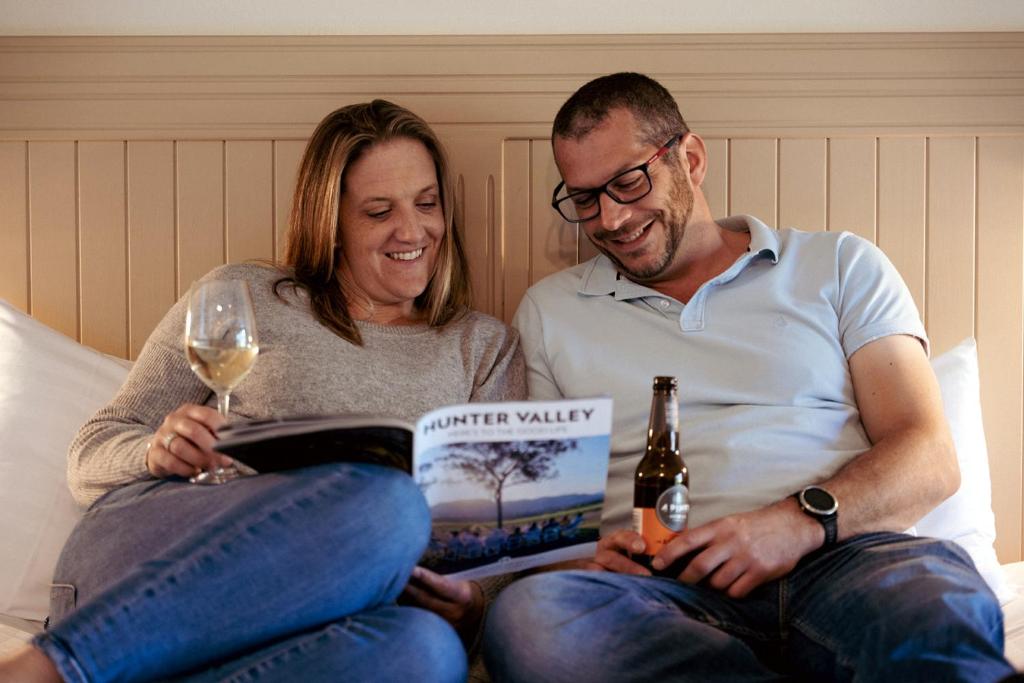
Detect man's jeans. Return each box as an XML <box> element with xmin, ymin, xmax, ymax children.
<box><xmin>484</xmin><ymin>532</ymin><xmax>1013</xmax><ymax>682</ymax></box>
<box><xmin>33</xmin><ymin>463</ymin><xmax>467</xmax><ymax>683</ymax></box>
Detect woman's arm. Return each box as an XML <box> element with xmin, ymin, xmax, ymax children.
<box><xmin>468</xmin><ymin>317</ymin><xmax>527</xmax><ymax>403</ymax></box>
<box><xmin>67</xmin><ymin>294</ymin><xmax>211</xmax><ymax>506</ymax></box>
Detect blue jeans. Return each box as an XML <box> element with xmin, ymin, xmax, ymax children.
<box><xmin>483</xmin><ymin>532</ymin><xmax>1012</xmax><ymax>682</ymax></box>
<box><xmin>33</xmin><ymin>463</ymin><xmax>467</xmax><ymax>683</ymax></box>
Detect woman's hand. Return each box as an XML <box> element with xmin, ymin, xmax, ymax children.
<box><xmin>145</xmin><ymin>404</ymin><xmax>232</xmax><ymax>479</ymax></box>
<box><xmin>401</xmin><ymin>566</ymin><xmax>484</xmax><ymax>646</ymax></box>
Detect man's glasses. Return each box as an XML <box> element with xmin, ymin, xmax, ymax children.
<box><xmin>551</xmin><ymin>134</ymin><xmax>684</xmax><ymax>224</ymax></box>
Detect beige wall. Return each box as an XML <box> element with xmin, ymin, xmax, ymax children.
<box><xmin>2</xmin><ymin>0</ymin><xmax>1023</xmax><ymax>34</ymax></box>
<box><xmin>1</xmin><ymin>33</ymin><xmax>1023</xmax><ymax>559</ymax></box>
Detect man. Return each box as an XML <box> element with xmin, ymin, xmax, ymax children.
<box><xmin>483</xmin><ymin>72</ymin><xmax>1012</xmax><ymax>681</ymax></box>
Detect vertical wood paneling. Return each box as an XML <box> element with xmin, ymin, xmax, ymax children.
<box><xmin>444</xmin><ymin>134</ymin><xmax>499</xmax><ymax>315</ymax></box>
<box><xmin>28</xmin><ymin>142</ymin><xmax>77</xmax><ymax>339</ymax></box>
<box><xmin>176</xmin><ymin>141</ymin><xmax>224</xmax><ymax>296</ymax></box>
<box><xmin>273</xmin><ymin>140</ymin><xmax>305</xmax><ymax>262</ymax></box>
<box><xmin>530</xmin><ymin>140</ymin><xmax>579</xmax><ymax>277</ymax></box>
<box><xmin>446</xmin><ymin>133</ymin><xmax>505</xmax><ymax>317</ymax></box>
<box><xmin>828</xmin><ymin>138</ymin><xmax>876</xmax><ymax>241</ymax></box>
<box><xmin>501</xmin><ymin>140</ymin><xmax>531</xmax><ymax>325</ymax></box>
<box><xmin>977</xmin><ymin>136</ymin><xmax>1024</xmax><ymax>563</ymax></box>
<box><xmin>78</xmin><ymin>141</ymin><xmax>127</xmax><ymax>357</ymax></box>
<box><xmin>926</xmin><ymin>137</ymin><xmax>976</xmax><ymax>355</ymax></box>
<box><xmin>779</xmin><ymin>138</ymin><xmax>827</xmax><ymax>231</ymax></box>
<box><xmin>729</xmin><ymin>139</ymin><xmax>777</xmax><ymax>224</ymax></box>
<box><xmin>226</xmin><ymin>141</ymin><xmax>273</xmax><ymax>265</ymax></box>
<box><xmin>878</xmin><ymin>138</ymin><xmax>926</xmax><ymax>313</ymax></box>
<box><xmin>128</xmin><ymin>141</ymin><xmax>175</xmax><ymax>359</ymax></box>
<box><xmin>0</xmin><ymin>142</ymin><xmax>28</xmax><ymax>311</ymax></box>
<box><xmin>4</xmin><ymin>134</ymin><xmax>1024</xmax><ymax>560</ymax></box>
<box><xmin>702</xmin><ymin>138</ymin><xmax>729</xmax><ymax>219</ymax></box>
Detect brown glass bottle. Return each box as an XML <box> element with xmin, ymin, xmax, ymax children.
<box><xmin>633</xmin><ymin>376</ymin><xmax>689</xmax><ymax>569</ymax></box>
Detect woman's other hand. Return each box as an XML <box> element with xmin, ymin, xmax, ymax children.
<box><xmin>146</xmin><ymin>404</ymin><xmax>232</xmax><ymax>479</ymax></box>
<box><xmin>401</xmin><ymin>566</ymin><xmax>484</xmax><ymax>647</ymax></box>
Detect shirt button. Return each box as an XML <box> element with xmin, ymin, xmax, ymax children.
<box><xmin>660</xmin><ymin>300</ymin><xmax>670</xmax><ymax>309</ymax></box>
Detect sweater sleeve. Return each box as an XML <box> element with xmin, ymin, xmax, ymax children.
<box><xmin>468</xmin><ymin>315</ymin><xmax>527</xmax><ymax>404</ymax></box>
<box><xmin>67</xmin><ymin>292</ymin><xmax>212</xmax><ymax>507</ymax></box>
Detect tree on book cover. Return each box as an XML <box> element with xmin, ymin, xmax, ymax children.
<box><xmin>427</xmin><ymin>439</ymin><xmax>578</xmax><ymax>529</ymax></box>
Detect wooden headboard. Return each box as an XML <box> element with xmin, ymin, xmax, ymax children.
<box><xmin>2</xmin><ymin>33</ymin><xmax>1022</xmax><ymax>559</ymax></box>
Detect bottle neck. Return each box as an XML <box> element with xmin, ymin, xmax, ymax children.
<box><xmin>646</xmin><ymin>389</ymin><xmax>680</xmax><ymax>453</ymax></box>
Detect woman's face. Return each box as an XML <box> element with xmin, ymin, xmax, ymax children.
<box><xmin>337</xmin><ymin>138</ymin><xmax>445</xmax><ymax>323</ymax></box>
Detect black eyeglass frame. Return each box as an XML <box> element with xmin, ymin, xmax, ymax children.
<box><xmin>550</xmin><ymin>133</ymin><xmax>685</xmax><ymax>224</ymax></box>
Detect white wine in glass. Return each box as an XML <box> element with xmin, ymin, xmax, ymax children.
<box><xmin>185</xmin><ymin>279</ymin><xmax>259</xmax><ymax>484</ymax></box>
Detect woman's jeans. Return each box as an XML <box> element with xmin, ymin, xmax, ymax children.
<box><xmin>33</xmin><ymin>463</ymin><xmax>467</xmax><ymax>683</ymax></box>
<box><xmin>484</xmin><ymin>532</ymin><xmax>1013</xmax><ymax>682</ymax></box>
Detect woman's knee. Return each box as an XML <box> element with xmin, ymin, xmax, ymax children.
<box><xmin>322</xmin><ymin>463</ymin><xmax>428</xmax><ymax>532</ymax></box>
<box><xmin>290</xmin><ymin>463</ymin><xmax>431</xmax><ymax>564</ymax></box>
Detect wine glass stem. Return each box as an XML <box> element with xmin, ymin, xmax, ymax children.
<box><xmin>217</xmin><ymin>391</ymin><xmax>231</xmax><ymax>417</ymax></box>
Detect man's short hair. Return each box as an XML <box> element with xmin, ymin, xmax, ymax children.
<box><xmin>552</xmin><ymin>72</ymin><xmax>690</xmax><ymax>151</ymax></box>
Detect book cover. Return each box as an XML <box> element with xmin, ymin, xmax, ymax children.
<box><xmin>215</xmin><ymin>397</ymin><xmax>613</xmax><ymax>579</ymax></box>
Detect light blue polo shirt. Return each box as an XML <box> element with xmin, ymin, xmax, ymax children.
<box><xmin>513</xmin><ymin>215</ymin><xmax>927</xmax><ymax>533</ymax></box>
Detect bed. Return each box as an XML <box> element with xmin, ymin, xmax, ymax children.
<box><xmin>2</xmin><ymin>290</ymin><xmax>1023</xmax><ymax>671</ymax></box>
<box><xmin>0</xmin><ymin>31</ymin><xmax>1021</xmax><ymax>679</ymax></box>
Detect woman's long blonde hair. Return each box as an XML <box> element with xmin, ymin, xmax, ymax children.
<box><xmin>279</xmin><ymin>99</ymin><xmax>471</xmax><ymax>344</ymax></box>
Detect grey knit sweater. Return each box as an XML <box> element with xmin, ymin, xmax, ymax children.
<box><xmin>68</xmin><ymin>263</ymin><xmax>527</xmax><ymax>507</ymax></box>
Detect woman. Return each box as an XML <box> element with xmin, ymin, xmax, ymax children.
<box><xmin>0</xmin><ymin>100</ymin><xmax>525</xmax><ymax>682</ymax></box>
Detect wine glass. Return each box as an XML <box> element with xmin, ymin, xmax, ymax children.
<box><xmin>185</xmin><ymin>279</ymin><xmax>259</xmax><ymax>484</ymax></box>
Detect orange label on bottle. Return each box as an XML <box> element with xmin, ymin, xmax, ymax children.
<box><xmin>632</xmin><ymin>506</ymin><xmax>679</xmax><ymax>554</ymax></box>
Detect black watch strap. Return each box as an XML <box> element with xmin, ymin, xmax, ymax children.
<box><xmin>817</xmin><ymin>510</ymin><xmax>838</xmax><ymax>547</ymax></box>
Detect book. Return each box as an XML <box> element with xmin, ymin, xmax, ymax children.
<box><xmin>215</xmin><ymin>397</ymin><xmax>613</xmax><ymax>580</ymax></box>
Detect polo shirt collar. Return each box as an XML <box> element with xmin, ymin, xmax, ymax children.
<box><xmin>577</xmin><ymin>214</ymin><xmax>780</xmax><ymax>300</ymax></box>
<box><xmin>722</xmin><ymin>214</ymin><xmax>780</xmax><ymax>265</ymax></box>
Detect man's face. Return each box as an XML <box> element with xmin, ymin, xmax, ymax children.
<box><xmin>553</xmin><ymin>108</ymin><xmax>694</xmax><ymax>284</ymax></box>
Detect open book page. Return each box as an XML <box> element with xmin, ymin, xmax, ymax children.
<box><xmin>215</xmin><ymin>415</ymin><xmax>415</xmax><ymax>473</ymax></box>
<box><xmin>413</xmin><ymin>397</ymin><xmax>613</xmax><ymax>580</ymax></box>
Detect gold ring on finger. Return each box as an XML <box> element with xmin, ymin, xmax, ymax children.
<box><xmin>163</xmin><ymin>432</ymin><xmax>179</xmax><ymax>451</ymax></box>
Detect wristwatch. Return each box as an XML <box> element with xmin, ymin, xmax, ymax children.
<box><xmin>793</xmin><ymin>486</ymin><xmax>839</xmax><ymax>548</ymax></box>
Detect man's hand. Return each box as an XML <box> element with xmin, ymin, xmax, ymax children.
<box><xmin>401</xmin><ymin>567</ymin><xmax>485</xmax><ymax>646</ymax></box>
<box><xmin>651</xmin><ymin>498</ymin><xmax>824</xmax><ymax>598</ymax></box>
<box><xmin>590</xmin><ymin>529</ymin><xmax>655</xmax><ymax>575</ymax></box>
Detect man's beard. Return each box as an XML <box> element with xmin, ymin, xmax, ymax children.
<box><xmin>593</xmin><ymin>171</ymin><xmax>694</xmax><ymax>283</ymax></box>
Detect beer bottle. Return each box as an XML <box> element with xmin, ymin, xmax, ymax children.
<box><xmin>633</xmin><ymin>376</ymin><xmax>689</xmax><ymax>568</ymax></box>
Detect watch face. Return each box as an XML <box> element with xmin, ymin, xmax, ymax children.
<box><xmin>802</xmin><ymin>487</ymin><xmax>837</xmax><ymax>515</ymax></box>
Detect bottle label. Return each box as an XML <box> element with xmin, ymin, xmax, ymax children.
<box><xmin>665</xmin><ymin>400</ymin><xmax>678</xmax><ymax>429</ymax></box>
<box><xmin>656</xmin><ymin>483</ymin><xmax>689</xmax><ymax>531</ymax></box>
<box><xmin>633</xmin><ymin>506</ymin><xmax>680</xmax><ymax>554</ymax></box>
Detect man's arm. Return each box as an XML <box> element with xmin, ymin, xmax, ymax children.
<box><xmin>826</xmin><ymin>332</ymin><xmax>959</xmax><ymax>535</ymax></box>
<box><xmin>650</xmin><ymin>333</ymin><xmax>959</xmax><ymax>597</ymax></box>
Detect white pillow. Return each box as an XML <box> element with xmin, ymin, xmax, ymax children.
<box><xmin>917</xmin><ymin>338</ymin><xmax>1014</xmax><ymax>603</ymax></box>
<box><xmin>0</xmin><ymin>299</ymin><xmax>129</xmax><ymax>621</ymax></box>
